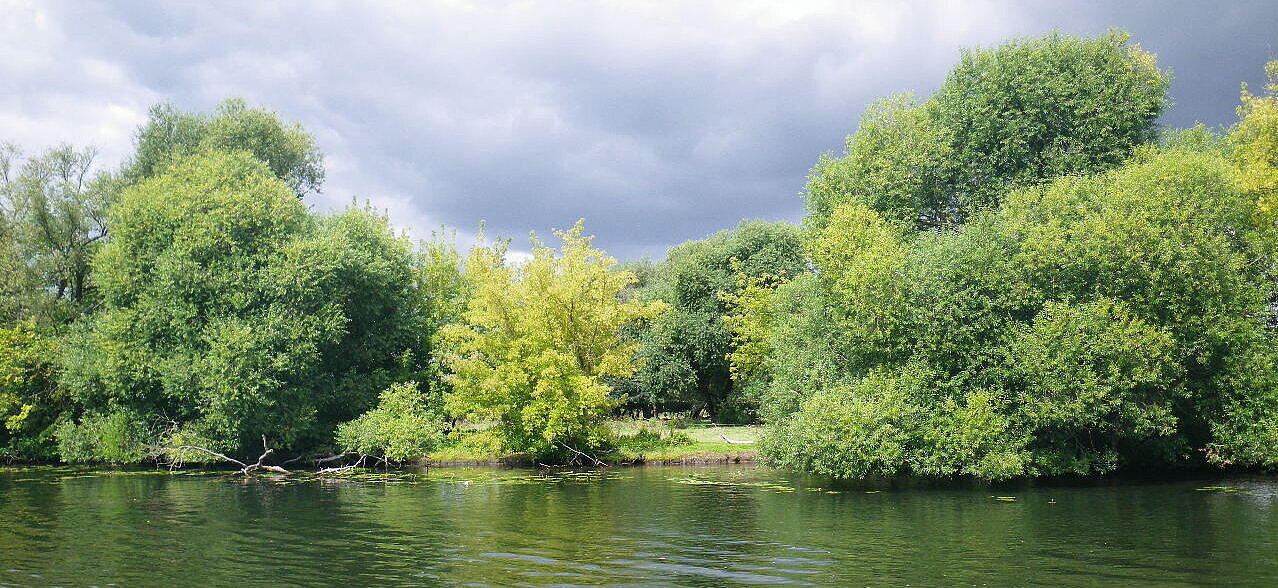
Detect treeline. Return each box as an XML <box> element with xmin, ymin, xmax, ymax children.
<box><xmin>732</xmin><ymin>32</ymin><xmax>1278</xmax><ymax>479</ymax></box>
<box><xmin>2</xmin><ymin>31</ymin><xmax>1277</xmax><ymax>479</ymax></box>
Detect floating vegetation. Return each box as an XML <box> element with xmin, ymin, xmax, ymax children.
<box><xmin>669</xmin><ymin>476</ymin><xmax>796</xmax><ymax>493</ymax></box>
<box><xmin>991</xmin><ymin>496</ymin><xmax>1018</xmax><ymax>502</ymax></box>
<box><xmin>1196</xmin><ymin>486</ymin><xmax>1249</xmax><ymax>494</ymax></box>
<box><xmin>667</xmin><ymin>475</ymin><xmax>857</xmax><ymax>496</ymax></box>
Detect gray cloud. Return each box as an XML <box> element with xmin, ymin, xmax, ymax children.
<box><xmin>2</xmin><ymin>0</ymin><xmax>1274</xmax><ymax>259</ymax></box>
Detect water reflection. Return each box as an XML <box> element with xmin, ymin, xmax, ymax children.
<box><xmin>1</xmin><ymin>466</ymin><xmax>1276</xmax><ymax>586</ymax></box>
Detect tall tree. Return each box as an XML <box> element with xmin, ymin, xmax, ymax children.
<box><xmin>126</xmin><ymin>97</ymin><xmax>325</xmax><ymax>197</ymax></box>
<box><xmin>746</xmin><ymin>146</ymin><xmax>1276</xmax><ymax>479</ymax></box>
<box><xmin>57</xmin><ymin>151</ymin><xmax>425</xmax><ymax>460</ymax></box>
<box><xmin>806</xmin><ymin>30</ymin><xmax>1170</xmax><ymax>230</ymax></box>
<box><xmin>0</xmin><ymin>144</ymin><xmax>115</xmax><ymax>323</ymax></box>
<box><xmin>441</xmin><ymin>221</ymin><xmax>665</xmax><ymax>457</ymax></box>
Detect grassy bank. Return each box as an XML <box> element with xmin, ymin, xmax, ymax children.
<box><xmin>424</xmin><ymin>420</ymin><xmax>761</xmax><ymax>466</ymax></box>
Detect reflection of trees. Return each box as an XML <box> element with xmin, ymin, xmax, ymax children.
<box><xmin>4</xmin><ymin>469</ymin><xmax>1278</xmax><ymax>585</ymax></box>
<box><xmin>6</xmin><ymin>471</ymin><xmax>463</xmax><ymax>585</ymax></box>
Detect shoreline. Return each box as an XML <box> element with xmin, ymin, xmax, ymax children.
<box><xmin>420</xmin><ymin>452</ymin><xmax>758</xmax><ymax>468</ymax></box>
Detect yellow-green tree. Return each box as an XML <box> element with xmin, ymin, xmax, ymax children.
<box><xmin>1230</xmin><ymin>60</ymin><xmax>1278</xmax><ymax>246</ymax></box>
<box><xmin>441</xmin><ymin>221</ymin><xmax>665</xmax><ymax>457</ymax></box>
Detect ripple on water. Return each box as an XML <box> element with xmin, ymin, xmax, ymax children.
<box><xmin>2</xmin><ymin>467</ymin><xmax>1278</xmax><ymax>586</ymax></box>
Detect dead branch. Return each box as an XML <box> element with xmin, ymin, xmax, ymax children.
<box><xmin>558</xmin><ymin>441</ymin><xmax>607</xmax><ymax>467</ymax></box>
<box><xmin>314</xmin><ymin>451</ymin><xmax>359</xmax><ymax>466</ymax></box>
<box><xmin>317</xmin><ymin>454</ymin><xmax>368</xmax><ymax>475</ymax></box>
<box><xmin>168</xmin><ymin>445</ymin><xmax>247</xmax><ymax>469</ymax></box>
<box><xmin>162</xmin><ymin>435</ymin><xmax>290</xmax><ymax>476</ymax></box>
<box><xmin>719</xmin><ymin>434</ymin><xmax>756</xmax><ymax>445</ymax></box>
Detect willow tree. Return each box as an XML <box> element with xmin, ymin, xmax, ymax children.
<box><xmin>0</xmin><ymin>144</ymin><xmax>116</xmax><ymax>324</ymax></box>
<box><xmin>441</xmin><ymin>221</ymin><xmax>665</xmax><ymax>458</ymax></box>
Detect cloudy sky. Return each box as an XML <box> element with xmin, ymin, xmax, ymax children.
<box><xmin>2</xmin><ymin>1</ymin><xmax>1275</xmax><ymax>259</ymax></box>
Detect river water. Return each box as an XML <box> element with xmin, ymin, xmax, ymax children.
<box><xmin>1</xmin><ymin>465</ymin><xmax>1276</xmax><ymax>586</ymax></box>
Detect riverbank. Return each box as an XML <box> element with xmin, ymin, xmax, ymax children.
<box><xmin>423</xmin><ymin>422</ymin><xmax>760</xmax><ymax>467</ymax></box>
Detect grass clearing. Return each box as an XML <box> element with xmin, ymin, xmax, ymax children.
<box><xmin>422</xmin><ymin>419</ymin><xmax>762</xmax><ymax>465</ymax></box>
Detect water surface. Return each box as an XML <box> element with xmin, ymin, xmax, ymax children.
<box><xmin>1</xmin><ymin>465</ymin><xmax>1275</xmax><ymax>586</ymax></box>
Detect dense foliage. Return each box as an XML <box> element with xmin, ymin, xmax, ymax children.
<box><xmin>0</xmin><ymin>32</ymin><xmax>1275</xmax><ymax>479</ymax></box>
<box><xmin>612</xmin><ymin>220</ymin><xmax>805</xmax><ymax>421</ymax></box>
<box><xmin>441</xmin><ymin>222</ymin><xmax>665</xmax><ymax>458</ymax></box>
<box><xmin>126</xmin><ymin>98</ymin><xmax>325</xmax><ymax>197</ymax></box>
<box><xmin>0</xmin><ymin>322</ymin><xmax>62</xmax><ymax>459</ymax></box>
<box><xmin>805</xmin><ymin>30</ymin><xmax>1169</xmax><ymax>230</ymax></box>
<box><xmin>55</xmin><ymin>151</ymin><xmax>430</xmax><ymax>458</ymax></box>
<box><xmin>336</xmin><ymin>382</ymin><xmax>446</xmax><ymax>462</ymax></box>
<box><xmin>730</xmin><ymin>50</ymin><xmax>1278</xmax><ymax>479</ymax></box>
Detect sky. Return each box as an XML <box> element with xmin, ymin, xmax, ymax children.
<box><xmin>2</xmin><ymin>0</ymin><xmax>1275</xmax><ymax>260</ymax></box>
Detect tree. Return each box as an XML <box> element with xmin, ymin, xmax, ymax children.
<box><xmin>933</xmin><ymin>30</ymin><xmax>1169</xmax><ymax>211</ymax></box>
<box><xmin>804</xmin><ymin>94</ymin><xmax>954</xmax><ymax>230</ymax></box>
<box><xmin>57</xmin><ymin>151</ymin><xmax>427</xmax><ymax>459</ymax></box>
<box><xmin>336</xmin><ymin>382</ymin><xmax>446</xmax><ymax>462</ymax></box>
<box><xmin>744</xmin><ymin>145</ymin><xmax>1277</xmax><ymax>479</ymax></box>
<box><xmin>1230</xmin><ymin>60</ymin><xmax>1278</xmax><ymax>250</ymax></box>
<box><xmin>441</xmin><ymin>221</ymin><xmax>665</xmax><ymax>457</ymax></box>
<box><xmin>126</xmin><ymin>97</ymin><xmax>324</xmax><ymax>196</ymax></box>
<box><xmin>616</xmin><ymin>220</ymin><xmax>805</xmax><ymax>421</ymax></box>
<box><xmin>0</xmin><ymin>322</ymin><xmax>64</xmax><ymax>459</ymax></box>
<box><xmin>806</xmin><ymin>30</ymin><xmax>1170</xmax><ymax>230</ymax></box>
<box><xmin>0</xmin><ymin>98</ymin><xmax>325</xmax><ymax>329</ymax></box>
<box><xmin>0</xmin><ymin>143</ymin><xmax>116</xmax><ymax>323</ymax></box>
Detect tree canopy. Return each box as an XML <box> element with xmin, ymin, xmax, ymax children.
<box><xmin>614</xmin><ymin>220</ymin><xmax>806</xmax><ymax>421</ymax></box>
<box><xmin>805</xmin><ymin>30</ymin><xmax>1170</xmax><ymax>230</ymax></box>
<box><xmin>441</xmin><ymin>221</ymin><xmax>665</xmax><ymax>457</ymax></box>
<box><xmin>742</xmin><ymin>141</ymin><xmax>1278</xmax><ymax>479</ymax></box>
<box><xmin>56</xmin><ymin>151</ymin><xmax>427</xmax><ymax>458</ymax></box>
<box><xmin>126</xmin><ymin>98</ymin><xmax>325</xmax><ymax>197</ymax></box>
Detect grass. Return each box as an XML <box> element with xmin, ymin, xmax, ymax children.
<box><xmin>422</xmin><ymin>420</ymin><xmax>762</xmax><ymax>465</ymax></box>
<box><xmin>609</xmin><ymin>420</ymin><xmax>760</xmax><ymax>463</ymax></box>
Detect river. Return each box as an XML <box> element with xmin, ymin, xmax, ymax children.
<box><xmin>1</xmin><ymin>465</ymin><xmax>1276</xmax><ymax>586</ymax></box>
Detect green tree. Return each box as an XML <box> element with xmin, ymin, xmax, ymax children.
<box><xmin>0</xmin><ymin>144</ymin><xmax>116</xmax><ymax>323</ymax></box>
<box><xmin>0</xmin><ymin>322</ymin><xmax>64</xmax><ymax>459</ymax></box>
<box><xmin>746</xmin><ymin>145</ymin><xmax>1276</xmax><ymax>479</ymax></box>
<box><xmin>806</xmin><ymin>30</ymin><xmax>1169</xmax><ymax>230</ymax></box>
<box><xmin>58</xmin><ymin>151</ymin><xmax>426</xmax><ymax>459</ymax></box>
<box><xmin>1229</xmin><ymin>60</ymin><xmax>1278</xmax><ymax>249</ymax></box>
<box><xmin>934</xmin><ymin>30</ymin><xmax>1169</xmax><ymax>211</ymax></box>
<box><xmin>126</xmin><ymin>97</ymin><xmax>324</xmax><ymax>196</ymax></box>
<box><xmin>336</xmin><ymin>382</ymin><xmax>446</xmax><ymax>462</ymax></box>
<box><xmin>805</xmin><ymin>94</ymin><xmax>954</xmax><ymax>229</ymax></box>
<box><xmin>441</xmin><ymin>221</ymin><xmax>665</xmax><ymax>457</ymax></box>
<box><xmin>616</xmin><ymin>220</ymin><xmax>805</xmax><ymax>421</ymax></box>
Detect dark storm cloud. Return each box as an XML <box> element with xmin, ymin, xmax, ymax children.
<box><xmin>2</xmin><ymin>1</ymin><xmax>1274</xmax><ymax>259</ymax></box>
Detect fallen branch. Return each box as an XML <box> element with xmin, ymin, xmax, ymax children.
<box><xmin>169</xmin><ymin>445</ymin><xmax>247</xmax><ymax>469</ymax></box>
<box><xmin>558</xmin><ymin>441</ymin><xmax>607</xmax><ymax>467</ymax></box>
<box><xmin>317</xmin><ymin>454</ymin><xmax>368</xmax><ymax>475</ymax></box>
<box><xmin>719</xmin><ymin>434</ymin><xmax>755</xmax><ymax>445</ymax></box>
<box><xmin>163</xmin><ymin>435</ymin><xmax>290</xmax><ymax>476</ymax></box>
<box><xmin>314</xmin><ymin>451</ymin><xmax>359</xmax><ymax>466</ymax></box>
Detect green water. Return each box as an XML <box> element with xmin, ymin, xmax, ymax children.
<box><xmin>1</xmin><ymin>465</ymin><xmax>1276</xmax><ymax>586</ymax></box>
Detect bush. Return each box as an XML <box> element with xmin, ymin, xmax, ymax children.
<box><xmin>55</xmin><ymin>410</ymin><xmax>151</xmax><ymax>464</ymax></box>
<box><xmin>0</xmin><ymin>322</ymin><xmax>63</xmax><ymax>459</ymax></box>
<box><xmin>336</xmin><ymin>382</ymin><xmax>445</xmax><ymax>462</ymax></box>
